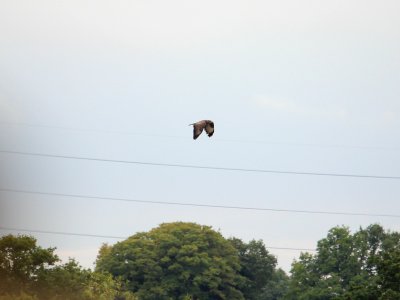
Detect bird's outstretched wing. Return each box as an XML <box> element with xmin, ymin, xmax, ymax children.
<box><xmin>205</xmin><ymin>121</ymin><xmax>214</xmax><ymax>137</ymax></box>
<box><xmin>193</xmin><ymin>122</ymin><xmax>205</xmax><ymax>140</ymax></box>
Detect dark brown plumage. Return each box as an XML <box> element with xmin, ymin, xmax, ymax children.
<box><xmin>189</xmin><ymin>120</ymin><xmax>214</xmax><ymax>140</ymax></box>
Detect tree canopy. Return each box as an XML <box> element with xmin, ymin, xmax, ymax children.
<box><xmin>285</xmin><ymin>224</ymin><xmax>400</xmax><ymax>300</ymax></box>
<box><xmin>0</xmin><ymin>234</ymin><xmax>58</xmax><ymax>294</ymax></box>
<box><xmin>228</xmin><ymin>238</ymin><xmax>287</xmax><ymax>300</ymax></box>
<box><xmin>3</xmin><ymin>223</ymin><xmax>400</xmax><ymax>300</ymax></box>
<box><xmin>0</xmin><ymin>234</ymin><xmax>136</xmax><ymax>299</ymax></box>
<box><xmin>96</xmin><ymin>222</ymin><xmax>246</xmax><ymax>300</ymax></box>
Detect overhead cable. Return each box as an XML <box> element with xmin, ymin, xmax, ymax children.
<box><xmin>1</xmin><ymin>188</ymin><xmax>399</xmax><ymax>218</ymax></box>
<box><xmin>0</xmin><ymin>225</ymin><xmax>316</xmax><ymax>252</ymax></box>
<box><xmin>1</xmin><ymin>150</ymin><xmax>399</xmax><ymax>180</ymax></box>
<box><xmin>2</xmin><ymin>121</ymin><xmax>398</xmax><ymax>151</ymax></box>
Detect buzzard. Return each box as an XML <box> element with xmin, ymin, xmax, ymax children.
<box><xmin>189</xmin><ymin>120</ymin><xmax>214</xmax><ymax>140</ymax></box>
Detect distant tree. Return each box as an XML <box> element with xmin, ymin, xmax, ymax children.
<box><xmin>36</xmin><ymin>259</ymin><xmax>137</xmax><ymax>299</ymax></box>
<box><xmin>0</xmin><ymin>234</ymin><xmax>136</xmax><ymax>299</ymax></box>
<box><xmin>285</xmin><ymin>224</ymin><xmax>400</xmax><ymax>300</ymax></box>
<box><xmin>36</xmin><ymin>259</ymin><xmax>90</xmax><ymax>299</ymax></box>
<box><xmin>96</xmin><ymin>222</ymin><xmax>245</xmax><ymax>300</ymax></box>
<box><xmin>229</xmin><ymin>238</ymin><xmax>282</xmax><ymax>299</ymax></box>
<box><xmin>260</xmin><ymin>268</ymin><xmax>289</xmax><ymax>300</ymax></box>
<box><xmin>0</xmin><ymin>234</ymin><xmax>58</xmax><ymax>295</ymax></box>
<box><xmin>375</xmin><ymin>234</ymin><xmax>400</xmax><ymax>299</ymax></box>
<box><xmin>83</xmin><ymin>271</ymin><xmax>137</xmax><ymax>300</ymax></box>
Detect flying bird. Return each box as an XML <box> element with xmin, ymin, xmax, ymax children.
<box><xmin>189</xmin><ymin>120</ymin><xmax>214</xmax><ymax>140</ymax></box>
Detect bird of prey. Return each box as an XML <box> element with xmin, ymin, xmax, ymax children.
<box><xmin>189</xmin><ymin>120</ymin><xmax>214</xmax><ymax>140</ymax></box>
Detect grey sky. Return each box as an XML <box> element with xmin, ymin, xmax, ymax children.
<box><xmin>0</xmin><ymin>0</ymin><xmax>399</xmax><ymax>272</ymax></box>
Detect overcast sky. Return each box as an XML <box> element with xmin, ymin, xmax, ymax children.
<box><xmin>1</xmin><ymin>0</ymin><xmax>399</xmax><ymax>272</ymax></box>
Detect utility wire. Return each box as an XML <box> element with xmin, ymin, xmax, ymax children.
<box><xmin>0</xmin><ymin>226</ymin><xmax>124</xmax><ymax>239</ymax></box>
<box><xmin>0</xmin><ymin>226</ymin><xmax>316</xmax><ymax>252</ymax></box>
<box><xmin>0</xmin><ymin>122</ymin><xmax>185</xmax><ymax>140</ymax></box>
<box><xmin>1</xmin><ymin>188</ymin><xmax>399</xmax><ymax>218</ymax></box>
<box><xmin>1</xmin><ymin>149</ymin><xmax>400</xmax><ymax>180</ymax></box>
<box><xmin>2</xmin><ymin>121</ymin><xmax>399</xmax><ymax>151</ymax></box>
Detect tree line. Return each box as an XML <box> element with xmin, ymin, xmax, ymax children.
<box><xmin>1</xmin><ymin>222</ymin><xmax>399</xmax><ymax>299</ymax></box>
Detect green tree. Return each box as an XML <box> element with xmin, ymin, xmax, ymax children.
<box><xmin>0</xmin><ymin>234</ymin><xmax>59</xmax><ymax>295</ymax></box>
<box><xmin>36</xmin><ymin>259</ymin><xmax>137</xmax><ymax>299</ymax></box>
<box><xmin>229</xmin><ymin>238</ymin><xmax>280</xmax><ymax>299</ymax></box>
<box><xmin>376</xmin><ymin>233</ymin><xmax>400</xmax><ymax>300</ymax></box>
<box><xmin>285</xmin><ymin>224</ymin><xmax>400</xmax><ymax>300</ymax></box>
<box><xmin>96</xmin><ymin>222</ymin><xmax>245</xmax><ymax>300</ymax></box>
<box><xmin>0</xmin><ymin>234</ymin><xmax>136</xmax><ymax>299</ymax></box>
<box><xmin>83</xmin><ymin>271</ymin><xmax>137</xmax><ymax>300</ymax></box>
<box><xmin>260</xmin><ymin>268</ymin><xmax>289</xmax><ymax>300</ymax></box>
<box><xmin>36</xmin><ymin>259</ymin><xmax>90</xmax><ymax>299</ymax></box>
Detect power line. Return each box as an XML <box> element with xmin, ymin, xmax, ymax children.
<box><xmin>1</xmin><ymin>149</ymin><xmax>400</xmax><ymax>180</ymax></box>
<box><xmin>2</xmin><ymin>121</ymin><xmax>399</xmax><ymax>151</ymax></box>
<box><xmin>0</xmin><ymin>226</ymin><xmax>124</xmax><ymax>239</ymax></box>
<box><xmin>0</xmin><ymin>122</ymin><xmax>185</xmax><ymax>140</ymax></box>
<box><xmin>1</xmin><ymin>187</ymin><xmax>399</xmax><ymax>218</ymax></box>
<box><xmin>0</xmin><ymin>225</ymin><xmax>316</xmax><ymax>252</ymax></box>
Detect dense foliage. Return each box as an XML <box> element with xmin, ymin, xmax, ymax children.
<box><xmin>96</xmin><ymin>222</ymin><xmax>246</xmax><ymax>299</ymax></box>
<box><xmin>2</xmin><ymin>223</ymin><xmax>400</xmax><ymax>300</ymax></box>
<box><xmin>0</xmin><ymin>234</ymin><xmax>58</xmax><ymax>295</ymax></box>
<box><xmin>0</xmin><ymin>235</ymin><xmax>135</xmax><ymax>299</ymax></box>
<box><xmin>229</xmin><ymin>238</ymin><xmax>288</xmax><ymax>300</ymax></box>
<box><xmin>285</xmin><ymin>224</ymin><xmax>400</xmax><ymax>300</ymax></box>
